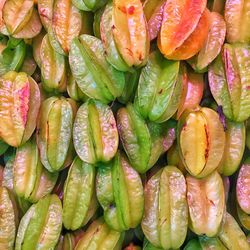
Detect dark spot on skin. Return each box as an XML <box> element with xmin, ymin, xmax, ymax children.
<box><xmin>204</xmin><ymin>124</ymin><xmax>209</xmax><ymax>160</ymax></box>
<box><xmin>182</xmin><ymin>122</ymin><xmax>187</xmax><ymax>131</ymax></box>
<box><xmin>158</xmin><ymin>89</ymin><xmax>163</xmax><ymax>94</ymax></box>
<box><xmin>39</xmin><ymin>8</ymin><xmax>48</xmax><ymax>18</ymax></box>
<box><xmin>110</xmin><ymin>123</ymin><xmax>115</xmax><ymax>129</ymax></box>
<box><xmin>118</xmin><ymin>6</ymin><xmax>127</xmax><ymax>14</ymax></box>
<box><xmin>208</xmin><ymin>199</ymin><xmax>215</xmax><ymax>206</ymax></box>
<box><xmin>109</xmin><ymin>203</ymin><xmax>115</xmax><ymax>209</ymax></box>
<box><xmin>160</xmin><ymin>218</ymin><xmax>167</xmax><ymax>226</ymax></box>
<box><xmin>138</xmin><ymin>53</ymin><xmax>143</xmax><ymax>61</ymax></box>
<box><xmin>126</xmin><ymin>48</ymin><xmax>133</xmax><ymax>56</ymax></box>
<box><xmin>112</xmin><ymin>25</ymin><xmax>115</xmax><ymax>30</ymax></box>
<box><xmin>128</xmin><ymin>6</ymin><xmax>135</xmax><ymax>15</ymax></box>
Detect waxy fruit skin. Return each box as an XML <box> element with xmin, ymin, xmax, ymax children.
<box><xmin>13</xmin><ymin>138</ymin><xmax>58</xmax><ymax>203</ymax></box>
<box><xmin>176</xmin><ymin>67</ymin><xmax>204</xmax><ymax>119</ymax></box>
<box><xmin>67</xmin><ymin>72</ymin><xmax>88</xmax><ymax>102</ymax></box>
<box><xmin>40</xmin><ymin>34</ymin><xmax>67</xmax><ymax>93</ymax></box>
<box><xmin>112</xmin><ymin>0</ymin><xmax>150</xmax><ymax>68</ymax></box>
<box><xmin>178</xmin><ymin>107</ymin><xmax>225</xmax><ymax>178</ymax></box>
<box><xmin>100</xmin><ymin>1</ymin><xmax>130</xmax><ymax>72</ymax></box>
<box><xmin>69</xmin><ymin>34</ymin><xmax>125</xmax><ymax>103</ymax></box>
<box><xmin>74</xmin><ymin>217</ymin><xmax>124</xmax><ymax>250</ymax></box>
<box><xmin>0</xmin><ymin>37</ymin><xmax>26</xmax><ymax>76</ymax></box>
<box><xmin>118</xmin><ymin>69</ymin><xmax>141</xmax><ymax>104</ymax></box>
<box><xmin>134</xmin><ymin>51</ymin><xmax>182</xmax><ymax>123</ymax></box>
<box><xmin>63</xmin><ymin>157</ymin><xmax>98</xmax><ymax>230</ymax></box>
<box><xmin>225</xmin><ymin>0</ymin><xmax>250</xmax><ymax>43</ymax></box>
<box><xmin>0</xmin><ymin>186</ymin><xmax>18</xmax><ymax>250</ymax></box>
<box><xmin>96</xmin><ymin>151</ymin><xmax>144</xmax><ymax>231</ymax></box>
<box><xmin>15</xmin><ymin>194</ymin><xmax>62</xmax><ymax>250</ymax></box>
<box><xmin>236</xmin><ymin>164</ymin><xmax>250</xmax><ymax>214</ymax></box>
<box><xmin>143</xmin><ymin>0</ymin><xmax>165</xmax><ymax>41</ymax></box>
<box><xmin>37</xmin><ymin>96</ymin><xmax>77</xmax><ymax>172</ymax></box>
<box><xmin>188</xmin><ymin>11</ymin><xmax>226</xmax><ymax>71</ymax></box>
<box><xmin>52</xmin><ymin>0</ymin><xmax>82</xmax><ymax>54</ymax></box>
<box><xmin>0</xmin><ymin>71</ymin><xmax>40</xmax><ymax>147</ymax></box>
<box><xmin>209</xmin><ymin>43</ymin><xmax>250</xmax><ymax>122</ymax></box>
<box><xmin>73</xmin><ymin>99</ymin><xmax>118</xmax><ymax>164</ymax></box>
<box><xmin>163</xmin><ymin>9</ymin><xmax>210</xmax><ymax>61</ymax></box>
<box><xmin>2</xmin><ymin>0</ymin><xmax>42</xmax><ymax>39</ymax></box>
<box><xmin>2</xmin><ymin>158</ymin><xmax>32</xmax><ymax>216</ymax></box>
<box><xmin>218</xmin><ymin>212</ymin><xmax>249</xmax><ymax>250</ymax></box>
<box><xmin>158</xmin><ymin>0</ymin><xmax>208</xmax><ymax>60</ymax></box>
<box><xmin>38</xmin><ymin>0</ymin><xmax>84</xmax><ymax>54</ymax></box>
<box><xmin>218</xmin><ymin>120</ymin><xmax>245</xmax><ymax>176</ymax></box>
<box><xmin>117</xmin><ymin>103</ymin><xmax>175</xmax><ymax>173</ymax></box>
<box><xmin>142</xmin><ymin>166</ymin><xmax>188</xmax><ymax>250</ymax></box>
<box><xmin>186</xmin><ymin>171</ymin><xmax>225</xmax><ymax>237</ymax></box>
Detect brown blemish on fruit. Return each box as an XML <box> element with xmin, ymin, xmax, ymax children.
<box><xmin>39</xmin><ymin>8</ymin><xmax>48</xmax><ymax>19</ymax></box>
<box><xmin>209</xmin><ymin>199</ymin><xmax>215</xmax><ymax>206</ymax></box>
<box><xmin>126</xmin><ymin>48</ymin><xmax>133</xmax><ymax>56</ymax></box>
<box><xmin>118</xmin><ymin>6</ymin><xmax>127</xmax><ymax>14</ymax></box>
<box><xmin>138</xmin><ymin>53</ymin><xmax>143</xmax><ymax>61</ymax></box>
<box><xmin>158</xmin><ymin>89</ymin><xmax>163</xmax><ymax>94</ymax></box>
<box><xmin>204</xmin><ymin>124</ymin><xmax>209</xmax><ymax>160</ymax></box>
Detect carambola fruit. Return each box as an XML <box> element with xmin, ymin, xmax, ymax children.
<box><xmin>142</xmin><ymin>166</ymin><xmax>188</xmax><ymax>249</ymax></box>
<box><xmin>96</xmin><ymin>151</ymin><xmax>144</xmax><ymax>231</ymax></box>
<box><xmin>0</xmin><ymin>71</ymin><xmax>40</xmax><ymax>147</ymax></box>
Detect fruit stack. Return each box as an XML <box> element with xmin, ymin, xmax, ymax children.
<box><xmin>0</xmin><ymin>0</ymin><xmax>249</xmax><ymax>249</ymax></box>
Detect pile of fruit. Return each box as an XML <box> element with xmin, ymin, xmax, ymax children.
<box><xmin>0</xmin><ymin>0</ymin><xmax>249</xmax><ymax>249</ymax></box>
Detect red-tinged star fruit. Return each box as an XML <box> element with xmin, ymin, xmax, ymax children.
<box><xmin>164</xmin><ymin>9</ymin><xmax>210</xmax><ymax>60</ymax></box>
<box><xmin>158</xmin><ymin>0</ymin><xmax>207</xmax><ymax>56</ymax></box>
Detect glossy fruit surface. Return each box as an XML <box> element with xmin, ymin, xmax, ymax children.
<box><xmin>142</xmin><ymin>166</ymin><xmax>188</xmax><ymax>249</ymax></box>
<box><xmin>178</xmin><ymin>107</ymin><xmax>225</xmax><ymax>177</ymax></box>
